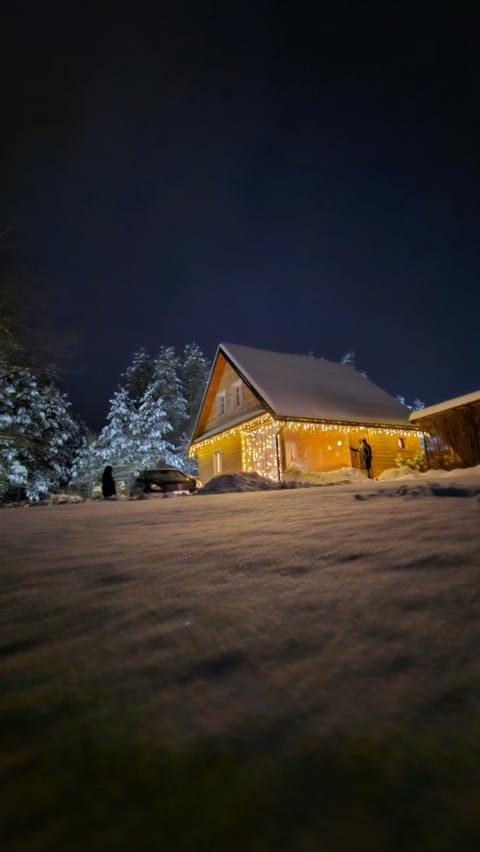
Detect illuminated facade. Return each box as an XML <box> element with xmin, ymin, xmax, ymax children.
<box><xmin>189</xmin><ymin>344</ymin><xmax>423</xmax><ymax>482</ymax></box>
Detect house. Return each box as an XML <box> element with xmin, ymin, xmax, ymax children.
<box><xmin>189</xmin><ymin>343</ymin><xmax>422</xmax><ymax>482</ymax></box>
<box><xmin>409</xmin><ymin>390</ymin><xmax>480</xmax><ymax>469</ymax></box>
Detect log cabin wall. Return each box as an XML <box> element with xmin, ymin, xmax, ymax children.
<box><xmin>280</xmin><ymin>425</ymin><xmax>422</xmax><ymax>478</ymax></box>
<box><xmin>195</xmin><ymin>432</ymin><xmax>243</xmax><ymax>483</ymax></box>
<box><xmin>194</xmin><ymin>419</ymin><xmax>422</xmax><ymax>483</ymax></box>
<box><xmin>366</xmin><ymin>429</ymin><xmax>422</xmax><ymax>477</ymax></box>
<box><xmin>281</xmin><ymin>427</ymin><xmax>352</xmax><ymax>472</ymax></box>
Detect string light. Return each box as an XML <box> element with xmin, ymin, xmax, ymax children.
<box><xmin>190</xmin><ymin>412</ymin><xmax>423</xmax><ymax>479</ymax></box>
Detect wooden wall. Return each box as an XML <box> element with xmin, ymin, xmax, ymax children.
<box><xmin>201</xmin><ymin>356</ymin><xmax>262</xmax><ymax>434</ymax></box>
<box><xmin>195</xmin><ymin>432</ymin><xmax>243</xmax><ymax>484</ymax></box>
<box><xmin>194</xmin><ymin>421</ymin><xmax>423</xmax><ymax>483</ymax></box>
<box><xmin>281</xmin><ymin>425</ymin><xmax>422</xmax><ymax>478</ymax></box>
<box><xmin>368</xmin><ymin>430</ymin><xmax>421</xmax><ymax>477</ymax></box>
<box><xmin>282</xmin><ymin>427</ymin><xmax>351</xmax><ymax>472</ymax></box>
<box><xmin>421</xmin><ymin>405</ymin><xmax>480</xmax><ymax>468</ymax></box>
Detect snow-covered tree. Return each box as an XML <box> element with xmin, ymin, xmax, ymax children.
<box><xmin>396</xmin><ymin>394</ymin><xmax>425</xmax><ymax>412</ymax></box>
<box><xmin>0</xmin><ymin>368</ymin><xmax>82</xmax><ymax>500</ymax></box>
<box><xmin>181</xmin><ymin>343</ymin><xmax>210</xmax><ymax>436</ymax></box>
<box><xmin>152</xmin><ymin>346</ymin><xmax>188</xmax><ymax>448</ymax></box>
<box><xmin>72</xmin><ymin>343</ymin><xmax>211</xmax><ymax>485</ymax></box>
<box><xmin>122</xmin><ymin>348</ymin><xmax>154</xmax><ymax>408</ymax></box>
<box><xmin>340</xmin><ymin>351</ymin><xmax>356</xmax><ymax>367</ymax></box>
<box><xmin>339</xmin><ymin>351</ymin><xmax>368</xmax><ymax>378</ymax></box>
<box><xmin>72</xmin><ymin>369</ymin><xmax>179</xmax><ymax>484</ymax></box>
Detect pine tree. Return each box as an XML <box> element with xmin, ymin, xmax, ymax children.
<box><xmin>152</xmin><ymin>346</ymin><xmax>188</xmax><ymax>449</ymax></box>
<box><xmin>133</xmin><ymin>379</ymin><xmax>176</xmax><ymax>470</ymax></box>
<box><xmin>72</xmin><ymin>343</ymin><xmax>211</xmax><ymax>487</ymax></box>
<box><xmin>396</xmin><ymin>395</ymin><xmax>425</xmax><ymax>411</ymax></box>
<box><xmin>122</xmin><ymin>348</ymin><xmax>154</xmax><ymax>408</ymax></box>
<box><xmin>0</xmin><ymin>368</ymin><xmax>81</xmax><ymax>500</ymax></box>
<box><xmin>339</xmin><ymin>351</ymin><xmax>368</xmax><ymax>378</ymax></box>
<box><xmin>181</xmin><ymin>343</ymin><xmax>210</xmax><ymax>436</ymax></box>
<box><xmin>340</xmin><ymin>351</ymin><xmax>356</xmax><ymax>367</ymax></box>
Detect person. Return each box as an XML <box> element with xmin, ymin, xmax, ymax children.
<box><xmin>350</xmin><ymin>438</ymin><xmax>373</xmax><ymax>479</ymax></box>
<box><xmin>101</xmin><ymin>465</ymin><xmax>117</xmax><ymax>498</ymax></box>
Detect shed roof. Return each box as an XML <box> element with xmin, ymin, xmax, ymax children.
<box><xmin>214</xmin><ymin>343</ymin><xmax>413</xmax><ymax>428</ymax></box>
<box><xmin>409</xmin><ymin>390</ymin><xmax>480</xmax><ymax>422</ymax></box>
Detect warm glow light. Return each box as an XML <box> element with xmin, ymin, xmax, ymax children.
<box><xmin>190</xmin><ymin>413</ymin><xmax>422</xmax><ymax>479</ymax></box>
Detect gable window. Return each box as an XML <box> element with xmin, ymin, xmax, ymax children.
<box><xmin>213</xmin><ymin>450</ymin><xmax>222</xmax><ymax>474</ymax></box>
<box><xmin>232</xmin><ymin>380</ymin><xmax>243</xmax><ymax>408</ymax></box>
<box><xmin>217</xmin><ymin>390</ymin><xmax>227</xmax><ymax>417</ymax></box>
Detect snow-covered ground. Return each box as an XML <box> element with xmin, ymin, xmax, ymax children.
<box><xmin>2</xmin><ymin>466</ymin><xmax>480</xmax><ymax>850</ymax></box>
<box><xmin>3</xmin><ymin>464</ymin><xmax>480</xmax><ymax>739</ymax></box>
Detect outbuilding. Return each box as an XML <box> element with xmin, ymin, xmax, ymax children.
<box><xmin>409</xmin><ymin>390</ymin><xmax>480</xmax><ymax>469</ymax></box>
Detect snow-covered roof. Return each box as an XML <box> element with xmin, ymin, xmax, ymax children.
<box><xmin>218</xmin><ymin>343</ymin><xmax>413</xmax><ymax>427</ymax></box>
<box><xmin>409</xmin><ymin>390</ymin><xmax>480</xmax><ymax>422</ymax></box>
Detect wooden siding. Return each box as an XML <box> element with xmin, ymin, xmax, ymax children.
<box><xmin>201</xmin><ymin>357</ymin><xmax>262</xmax><ymax>434</ymax></box>
<box><xmin>196</xmin><ymin>432</ymin><xmax>243</xmax><ymax>483</ymax></box>
<box><xmin>366</xmin><ymin>430</ymin><xmax>422</xmax><ymax>478</ymax></box>
<box><xmin>281</xmin><ymin>427</ymin><xmax>351</xmax><ymax>472</ymax></box>
<box><xmin>280</xmin><ymin>425</ymin><xmax>422</xmax><ymax>478</ymax></box>
<box><xmin>195</xmin><ymin>422</ymin><xmax>422</xmax><ymax>483</ymax></box>
<box><xmin>419</xmin><ymin>404</ymin><xmax>480</xmax><ymax>468</ymax></box>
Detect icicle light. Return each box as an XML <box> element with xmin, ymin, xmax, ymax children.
<box><xmin>190</xmin><ymin>413</ymin><xmax>423</xmax><ymax>479</ymax></box>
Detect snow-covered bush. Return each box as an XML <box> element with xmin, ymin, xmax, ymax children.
<box><xmin>395</xmin><ymin>450</ymin><xmax>428</xmax><ymax>473</ymax></box>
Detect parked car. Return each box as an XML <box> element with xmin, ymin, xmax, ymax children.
<box><xmin>134</xmin><ymin>467</ymin><xmax>198</xmax><ymax>494</ymax></box>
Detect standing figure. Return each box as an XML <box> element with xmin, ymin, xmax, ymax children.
<box><xmin>350</xmin><ymin>438</ymin><xmax>373</xmax><ymax>479</ymax></box>
<box><xmin>101</xmin><ymin>465</ymin><xmax>117</xmax><ymax>498</ymax></box>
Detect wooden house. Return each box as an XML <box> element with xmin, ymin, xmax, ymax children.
<box><xmin>189</xmin><ymin>343</ymin><xmax>422</xmax><ymax>482</ymax></box>
<box><xmin>409</xmin><ymin>390</ymin><xmax>480</xmax><ymax>469</ymax></box>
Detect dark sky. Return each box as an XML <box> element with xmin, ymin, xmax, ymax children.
<box><xmin>2</xmin><ymin>2</ymin><xmax>480</xmax><ymax>428</ymax></box>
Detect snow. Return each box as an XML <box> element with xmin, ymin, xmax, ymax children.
<box><xmin>2</xmin><ymin>463</ymin><xmax>480</xmax><ymax>740</ymax></box>
<box><xmin>2</xmin><ymin>463</ymin><xmax>480</xmax><ymax>848</ymax></box>
<box><xmin>409</xmin><ymin>388</ymin><xmax>480</xmax><ymax>421</ymax></box>
<box><xmin>219</xmin><ymin>342</ymin><xmax>413</xmax><ymax>426</ymax></box>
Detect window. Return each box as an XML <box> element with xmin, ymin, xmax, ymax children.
<box><xmin>213</xmin><ymin>450</ymin><xmax>222</xmax><ymax>474</ymax></box>
<box><xmin>232</xmin><ymin>380</ymin><xmax>243</xmax><ymax>408</ymax></box>
<box><xmin>285</xmin><ymin>441</ymin><xmax>297</xmax><ymax>466</ymax></box>
<box><xmin>397</xmin><ymin>438</ymin><xmax>405</xmax><ymax>449</ymax></box>
<box><xmin>217</xmin><ymin>390</ymin><xmax>227</xmax><ymax>417</ymax></box>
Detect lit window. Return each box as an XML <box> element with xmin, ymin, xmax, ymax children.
<box><xmin>213</xmin><ymin>450</ymin><xmax>222</xmax><ymax>474</ymax></box>
<box><xmin>397</xmin><ymin>438</ymin><xmax>405</xmax><ymax>449</ymax></box>
<box><xmin>232</xmin><ymin>380</ymin><xmax>243</xmax><ymax>408</ymax></box>
<box><xmin>217</xmin><ymin>391</ymin><xmax>227</xmax><ymax>417</ymax></box>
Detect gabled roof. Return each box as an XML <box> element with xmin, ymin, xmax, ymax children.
<box><xmin>409</xmin><ymin>390</ymin><xmax>480</xmax><ymax>422</ymax></box>
<box><xmin>191</xmin><ymin>343</ymin><xmax>414</xmax><ymax>443</ymax></box>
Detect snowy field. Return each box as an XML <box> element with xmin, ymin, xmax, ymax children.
<box><xmin>2</xmin><ymin>467</ymin><xmax>480</xmax><ymax>851</ymax></box>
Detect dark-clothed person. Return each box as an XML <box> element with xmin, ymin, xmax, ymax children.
<box><xmin>101</xmin><ymin>465</ymin><xmax>117</xmax><ymax>498</ymax></box>
<box><xmin>350</xmin><ymin>438</ymin><xmax>373</xmax><ymax>479</ymax></box>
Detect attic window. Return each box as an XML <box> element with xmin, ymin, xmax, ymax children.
<box><xmin>232</xmin><ymin>380</ymin><xmax>243</xmax><ymax>408</ymax></box>
<box><xmin>217</xmin><ymin>390</ymin><xmax>227</xmax><ymax>417</ymax></box>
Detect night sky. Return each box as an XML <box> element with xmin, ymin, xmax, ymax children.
<box><xmin>2</xmin><ymin>3</ymin><xmax>479</xmax><ymax>428</ymax></box>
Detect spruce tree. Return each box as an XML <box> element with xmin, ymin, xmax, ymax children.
<box><xmin>181</xmin><ymin>343</ymin><xmax>210</xmax><ymax>436</ymax></box>
<box><xmin>152</xmin><ymin>346</ymin><xmax>188</xmax><ymax>449</ymax></box>
<box><xmin>0</xmin><ymin>368</ymin><xmax>81</xmax><ymax>500</ymax></box>
<box><xmin>122</xmin><ymin>348</ymin><xmax>154</xmax><ymax>408</ymax></box>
